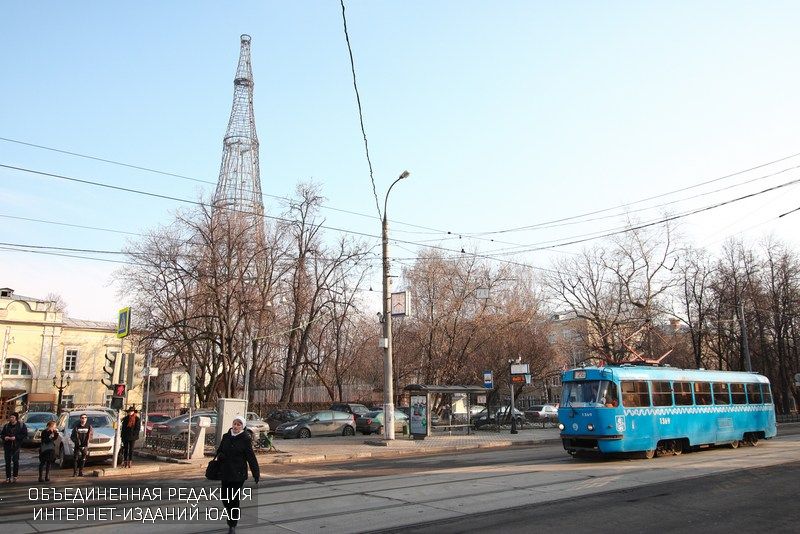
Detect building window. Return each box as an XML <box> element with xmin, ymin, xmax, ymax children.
<box><xmin>64</xmin><ymin>349</ymin><xmax>78</xmax><ymax>372</ymax></box>
<box><xmin>61</xmin><ymin>394</ymin><xmax>75</xmax><ymax>409</ymax></box>
<box><xmin>3</xmin><ymin>358</ymin><xmax>32</xmax><ymax>376</ymax></box>
<box><xmin>104</xmin><ymin>394</ymin><xmax>113</xmax><ymax>407</ymax></box>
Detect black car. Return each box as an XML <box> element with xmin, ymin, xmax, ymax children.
<box><xmin>330</xmin><ymin>403</ymin><xmax>370</xmax><ymax>420</ymax></box>
<box><xmin>265</xmin><ymin>409</ymin><xmax>301</xmax><ymax>431</ymax></box>
<box><xmin>473</xmin><ymin>406</ymin><xmax>525</xmax><ymax>428</ymax></box>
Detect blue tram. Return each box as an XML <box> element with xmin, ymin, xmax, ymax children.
<box><xmin>558</xmin><ymin>365</ymin><xmax>777</xmax><ymax>458</ymax></box>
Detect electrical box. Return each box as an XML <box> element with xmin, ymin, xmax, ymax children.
<box><xmin>216</xmin><ymin>398</ymin><xmax>247</xmax><ymax>447</ymax></box>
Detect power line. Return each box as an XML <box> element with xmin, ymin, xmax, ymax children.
<box><xmin>5</xmin><ymin>134</ymin><xmax>796</xmax><ymax>252</ymax></box>
<box><xmin>0</xmin><ymin>163</ymin><xmax>547</xmax><ymax>270</ymax></box>
<box><xmin>0</xmin><ymin>135</ymin><xmax>444</xmax><ymax>236</ymax></box>
<box><xmin>468</xmin><ymin>150</ymin><xmax>800</xmax><ymax>236</ymax></box>
<box><xmin>3</xmin><ymin>161</ymin><xmax>794</xmax><ymax>270</ymax></box>
<box><xmin>339</xmin><ymin>0</ymin><xmax>382</xmax><ymax>220</ymax></box>
<box><xmin>485</xmin><ymin>175</ymin><xmax>800</xmax><ymax>256</ymax></box>
<box><xmin>0</xmin><ymin>213</ymin><xmax>145</xmax><ymax>237</ymax></box>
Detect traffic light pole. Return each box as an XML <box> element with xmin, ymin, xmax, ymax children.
<box><xmin>112</xmin><ymin>340</ymin><xmax>123</xmax><ymax>469</ymax></box>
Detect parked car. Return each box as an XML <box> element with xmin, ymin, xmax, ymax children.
<box><xmin>150</xmin><ymin>412</ymin><xmax>218</xmax><ymax>440</ymax></box>
<box><xmin>20</xmin><ymin>411</ymin><xmax>57</xmax><ymax>446</ymax></box>
<box><xmin>245</xmin><ymin>412</ymin><xmax>270</xmax><ymax>435</ymax></box>
<box><xmin>144</xmin><ymin>412</ymin><xmax>172</xmax><ymax>436</ymax></box>
<box><xmin>265</xmin><ymin>409</ymin><xmax>302</xmax><ymax>431</ymax></box>
<box><xmin>355</xmin><ymin>410</ymin><xmax>409</xmax><ymax>435</ymax></box>
<box><xmin>78</xmin><ymin>405</ymin><xmax>118</xmax><ymax>420</ymax></box>
<box><xmin>472</xmin><ymin>406</ymin><xmax>525</xmax><ymax>428</ymax></box>
<box><xmin>525</xmin><ymin>404</ymin><xmax>559</xmax><ymax>426</ymax></box>
<box><xmin>330</xmin><ymin>403</ymin><xmax>371</xmax><ymax>420</ymax></box>
<box><xmin>274</xmin><ymin>410</ymin><xmax>355</xmax><ymax>439</ymax></box>
<box><xmin>53</xmin><ymin>410</ymin><xmax>116</xmax><ymax>468</ymax></box>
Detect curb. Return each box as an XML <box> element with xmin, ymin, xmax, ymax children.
<box><xmin>128</xmin><ymin>434</ymin><xmax>564</xmax><ymax>468</ymax></box>
<box><xmin>133</xmin><ymin>451</ymin><xmax>193</xmax><ymax>464</ymax></box>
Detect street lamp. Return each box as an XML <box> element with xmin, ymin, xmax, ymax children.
<box><xmin>52</xmin><ymin>368</ymin><xmax>71</xmax><ymax>415</ymax></box>
<box><xmin>382</xmin><ymin>170</ymin><xmax>410</xmax><ymax>440</ymax></box>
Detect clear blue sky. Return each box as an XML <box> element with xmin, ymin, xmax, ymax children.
<box><xmin>2</xmin><ymin>1</ymin><xmax>800</xmax><ymax>320</ymax></box>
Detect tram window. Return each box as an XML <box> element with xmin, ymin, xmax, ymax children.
<box><xmin>730</xmin><ymin>383</ymin><xmax>747</xmax><ymax>404</ymax></box>
<box><xmin>763</xmin><ymin>384</ymin><xmax>773</xmax><ymax>404</ymax></box>
<box><xmin>693</xmin><ymin>382</ymin><xmax>712</xmax><ymax>405</ymax></box>
<box><xmin>621</xmin><ymin>381</ymin><xmax>650</xmax><ymax>407</ymax></box>
<box><xmin>599</xmin><ymin>381</ymin><xmax>619</xmax><ymax>407</ymax></box>
<box><xmin>746</xmin><ymin>383</ymin><xmax>762</xmax><ymax>403</ymax></box>
<box><xmin>562</xmin><ymin>380</ymin><xmax>605</xmax><ymax>405</ymax></box>
<box><xmin>712</xmin><ymin>383</ymin><xmax>730</xmax><ymax>405</ymax></box>
<box><xmin>674</xmin><ymin>382</ymin><xmax>693</xmax><ymax>405</ymax></box>
<box><xmin>651</xmin><ymin>381</ymin><xmax>673</xmax><ymax>406</ymax></box>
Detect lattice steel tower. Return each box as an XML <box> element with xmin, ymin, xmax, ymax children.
<box><xmin>213</xmin><ymin>34</ymin><xmax>264</xmax><ymax>219</ymax></box>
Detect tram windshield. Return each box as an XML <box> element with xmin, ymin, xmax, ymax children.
<box><xmin>562</xmin><ymin>380</ymin><xmax>618</xmax><ymax>407</ymax></box>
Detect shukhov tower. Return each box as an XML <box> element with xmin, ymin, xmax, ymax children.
<box><xmin>213</xmin><ymin>34</ymin><xmax>264</xmax><ymax>220</ymax></box>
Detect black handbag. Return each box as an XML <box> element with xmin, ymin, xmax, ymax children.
<box><xmin>205</xmin><ymin>454</ymin><xmax>222</xmax><ymax>481</ymax></box>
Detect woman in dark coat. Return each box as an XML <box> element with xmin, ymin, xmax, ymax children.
<box><xmin>38</xmin><ymin>420</ymin><xmax>58</xmax><ymax>482</ymax></box>
<box><xmin>120</xmin><ymin>406</ymin><xmax>141</xmax><ymax>468</ymax></box>
<box><xmin>216</xmin><ymin>415</ymin><xmax>259</xmax><ymax>534</ymax></box>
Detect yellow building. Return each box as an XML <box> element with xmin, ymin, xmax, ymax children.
<box><xmin>0</xmin><ymin>287</ymin><xmax>142</xmax><ymax>418</ymax></box>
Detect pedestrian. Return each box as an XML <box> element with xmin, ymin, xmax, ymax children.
<box><xmin>70</xmin><ymin>413</ymin><xmax>93</xmax><ymax>477</ymax></box>
<box><xmin>215</xmin><ymin>415</ymin><xmax>259</xmax><ymax>534</ymax></box>
<box><xmin>120</xmin><ymin>406</ymin><xmax>141</xmax><ymax>468</ymax></box>
<box><xmin>1</xmin><ymin>412</ymin><xmax>28</xmax><ymax>483</ymax></box>
<box><xmin>38</xmin><ymin>420</ymin><xmax>58</xmax><ymax>482</ymax></box>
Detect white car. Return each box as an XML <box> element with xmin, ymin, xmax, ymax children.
<box><xmin>245</xmin><ymin>412</ymin><xmax>270</xmax><ymax>436</ymax></box>
<box><xmin>53</xmin><ymin>410</ymin><xmax>116</xmax><ymax>468</ymax></box>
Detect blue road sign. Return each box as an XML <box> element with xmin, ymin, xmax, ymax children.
<box><xmin>483</xmin><ymin>370</ymin><xmax>493</xmax><ymax>389</ymax></box>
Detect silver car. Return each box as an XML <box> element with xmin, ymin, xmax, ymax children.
<box><xmin>53</xmin><ymin>410</ymin><xmax>115</xmax><ymax>468</ymax></box>
<box><xmin>150</xmin><ymin>412</ymin><xmax>218</xmax><ymax>440</ymax></box>
<box><xmin>20</xmin><ymin>412</ymin><xmax>57</xmax><ymax>445</ymax></box>
<box><xmin>245</xmin><ymin>412</ymin><xmax>270</xmax><ymax>436</ymax></box>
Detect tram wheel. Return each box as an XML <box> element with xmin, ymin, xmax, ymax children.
<box><xmin>672</xmin><ymin>440</ymin><xmax>683</xmax><ymax>456</ymax></box>
<box><xmin>744</xmin><ymin>434</ymin><xmax>759</xmax><ymax>447</ymax></box>
<box><xmin>728</xmin><ymin>440</ymin><xmax>740</xmax><ymax>449</ymax></box>
<box><xmin>641</xmin><ymin>449</ymin><xmax>655</xmax><ymax>460</ymax></box>
<box><xmin>655</xmin><ymin>442</ymin><xmax>670</xmax><ymax>457</ymax></box>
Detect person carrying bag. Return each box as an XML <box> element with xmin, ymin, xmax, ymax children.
<box><xmin>38</xmin><ymin>420</ymin><xmax>58</xmax><ymax>483</ymax></box>
<box><xmin>214</xmin><ymin>415</ymin><xmax>259</xmax><ymax>534</ymax></box>
<box><xmin>120</xmin><ymin>406</ymin><xmax>141</xmax><ymax>468</ymax></box>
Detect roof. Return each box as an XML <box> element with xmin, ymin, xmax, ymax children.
<box><xmin>63</xmin><ymin>317</ymin><xmax>116</xmax><ymax>330</ymax></box>
<box><xmin>404</xmin><ymin>384</ymin><xmax>490</xmax><ymax>394</ymax></box>
<box><xmin>565</xmin><ymin>366</ymin><xmax>770</xmax><ymax>384</ymax></box>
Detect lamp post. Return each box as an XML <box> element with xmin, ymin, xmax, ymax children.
<box><xmin>382</xmin><ymin>170</ymin><xmax>410</xmax><ymax>441</ymax></box>
<box><xmin>52</xmin><ymin>368</ymin><xmax>71</xmax><ymax>415</ymax></box>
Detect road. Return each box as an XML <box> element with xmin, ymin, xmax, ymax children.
<box><xmin>1</xmin><ymin>428</ymin><xmax>799</xmax><ymax>533</ymax></box>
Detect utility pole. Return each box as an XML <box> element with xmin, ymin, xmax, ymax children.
<box><xmin>381</xmin><ymin>171</ymin><xmax>410</xmax><ymax>441</ymax></box>
<box><xmin>0</xmin><ymin>326</ymin><xmax>11</xmax><ymax>405</ymax></box>
<box><xmin>143</xmin><ymin>352</ymin><xmax>152</xmax><ymax>441</ymax></box>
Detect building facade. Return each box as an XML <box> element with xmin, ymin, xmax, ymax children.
<box><xmin>0</xmin><ymin>288</ymin><xmax>143</xmax><ymax>418</ymax></box>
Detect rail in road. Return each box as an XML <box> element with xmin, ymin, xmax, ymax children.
<box><xmin>2</xmin><ymin>432</ymin><xmax>799</xmax><ymax>533</ymax></box>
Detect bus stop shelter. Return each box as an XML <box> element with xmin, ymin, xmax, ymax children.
<box><xmin>403</xmin><ymin>384</ymin><xmax>489</xmax><ymax>438</ymax></box>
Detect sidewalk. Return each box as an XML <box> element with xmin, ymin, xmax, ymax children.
<box><xmin>122</xmin><ymin>426</ymin><xmax>563</xmax><ymax>476</ymax></box>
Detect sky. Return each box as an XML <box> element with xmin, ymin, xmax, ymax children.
<box><xmin>1</xmin><ymin>1</ymin><xmax>800</xmax><ymax>321</ymax></box>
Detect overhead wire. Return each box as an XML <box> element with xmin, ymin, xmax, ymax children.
<box><xmin>338</xmin><ymin>0</ymin><xmax>382</xmax><ymax>220</ymax></box>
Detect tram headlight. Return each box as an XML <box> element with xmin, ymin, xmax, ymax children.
<box><xmin>558</xmin><ymin>423</ymin><xmax>565</xmax><ymax>430</ymax></box>
<box><xmin>587</xmin><ymin>423</ymin><xmax>595</xmax><ymax>431</ymax></box>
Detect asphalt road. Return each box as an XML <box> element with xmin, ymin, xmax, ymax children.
<box><xmin>2</xmin><ymin>426</ymin><xmax>799</xmax><ymax>533</ymax></box>
<box><xmin>379</xmin><ymin>461</ymin><xmax>800</xmax><ymax>534</ymax></box>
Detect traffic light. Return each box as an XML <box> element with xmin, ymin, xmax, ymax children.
<box><xmin>102</xmin><ymin>352</ymin><xmax>118</xmax><ymax>389</ymax></box>
<box><xmin>113</xmin><ymin>384</ymin><xmax>126</xmax><ymax>397</ymax></box>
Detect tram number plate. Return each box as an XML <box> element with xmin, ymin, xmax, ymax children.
<box><xmin>659</xmin><ymin>417</ymin><xmax>671</xmax><ymax>425</ymax></box>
